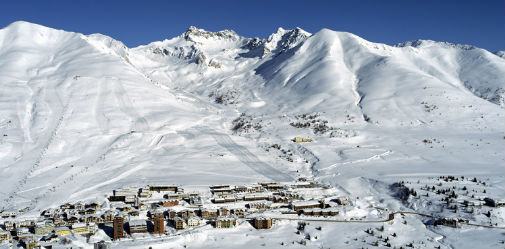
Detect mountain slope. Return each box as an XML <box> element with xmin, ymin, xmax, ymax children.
<box><xmin>0</xmin><ymin>21</ymin><xmax>503</xmax><ymax>218</ymax></box>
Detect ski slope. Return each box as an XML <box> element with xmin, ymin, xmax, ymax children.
<box><xmin>0</xmin><ymin>21</ymin><xmax>504</xmax><ymax>248</ymax></box>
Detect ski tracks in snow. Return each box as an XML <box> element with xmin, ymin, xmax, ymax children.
<box><xmin>2</xmin><ymin>79</ymin><xmax>73</xmax><ymax>209</ymax></box>
<box><xmin>209</xmin><ymin>131</ymin><xmax>293</xmax><ymax>182</ymax></box>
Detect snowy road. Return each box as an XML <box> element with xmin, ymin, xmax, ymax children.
<box><xmin>209</xmin><ymin>131</ymin><xmax>294</xmax><ymax>182</ymax></box>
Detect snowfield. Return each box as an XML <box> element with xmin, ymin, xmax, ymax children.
<box><xmin>0</xmin><ymin>21</ymin><xmax>504</xmax><ymax>248</ymax></box>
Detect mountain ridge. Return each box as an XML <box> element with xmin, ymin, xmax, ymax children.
<box><xmin>0</xmin><ymin>21</ymin><xmax>503</xmax><ymax>218</ymax></box>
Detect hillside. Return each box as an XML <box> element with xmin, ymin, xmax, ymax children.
<box><xmin>0</xmin><ymin>21</ymin><xmax>504</xmax><ymax>249</ymax></box>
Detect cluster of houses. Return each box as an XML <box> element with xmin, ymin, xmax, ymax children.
<box><xmin>0</xmin><ymin>201</ymin><xmax>101</xmax><ymax>248</ymax></box>
<box><xmin>1</xmin><ymin>180</ymin><xmax>351</xmax><ymax>248</ymax></box>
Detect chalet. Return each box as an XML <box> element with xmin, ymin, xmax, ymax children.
<box><xmin>200</xmin><ymin>208</ymin><xmax>218</xmax><ymax>219</ymax></box>
<box><xmin>269</xmin><ymin>196</ymin><xmax>289</xmax><ymax>203</ymax></box>
<box><xmin>435</xmin><ymin>218</ymin><xmax>461</xmax><ymax>228</ymax></box>
<box><xmin>94</xmin><ymin>240</ymin><xmax>111</xmax><ymax>249</ymax></box>
<box><xmin>53</xmin><ymin>215</ymin><xmax>66</xmax><ymax>226</ymax></box>
<box><xmin>253</xmin><ymin>217</ymin><xmax>272</xmax><ymax>229</ymax></box>
<box><xmin>162</xmin><ymin>199</ymin><xmax>179</xmax><ymax>207</ymax></box>
<box><xmin>149</xmin><ymin>185</ymin><xmax>179</xmax><ymax>192</ymax></box>
<box><xmin>164</xmin><ymin>193</ymin><xmax>184</xmax><ymax>199</ymax></box>
<box><xmin>0</xmin><ymin>231</ymin><xmax>11</xmax><ymax>242</ymax></box>
<box><xmin>180</xmin><ymin>209</ymin><xmax>196</xmax><ymax>219</ymax></box>
<box><xmin>291</xmin><ymin>181</ymin><xmax>313</xmax><ymax>188</ymax></box>
<box><xmin>117</xmin><ymin>212</ymin><xmax>130</xmax><ymax>222</ymax></box>
<box><xmin>88</xmin><ymin>222</ymin><xmax>99</xmax><ymax>234</ymax></box>
<box><xmin>103</xmin><ymin>211</ymin><xmax>115</xmax><ymax>223</ymax></box>
<box><xmin>129</xmin><ymin>219</ymin><xmax>148</xmax><ymax>234</ymax></box>
<box><xmin>0</xmin><ymin>210</ymin><xmax>17</xmax><ymax>218</ymax></box>
<box><xmin>293</xmin><ymin>137</ymin><xmax>312</xmax><ymax>142</ymax></box>
<box><xmin>210</xmin><ymin>185</ymin><xmax>230</xmax><ymax>190</ymax></box>
<box><xmin>41</xmin><ymin>233</ymin><xmax>59</xmax><ymax>242</ymax></box>
<box><xmin>55</xmin><ymin>226</ymin><xmax>71</xmax><ymax>236</ymax></box>
<box><xmin>244</xmin><ymin>194</ymin><xmax>267</xmax><ymax>201</ymax></box>
<box><xmin>34</xmin><ymin>221</ymin><xmax>55</xmax><ymax>235</ymax></box>
<box><xmin>291</xmin><ymin>200</ymin><xmax>322</xmax><ymax>211</ymax></box>
<box><xmin>3</xmin><ymin>221</ymin><xmax>14</xmax><ymax>231</ymax></box>
<box><xmin>265</xmin><ymin>184</ymin><xmax>284</xmax><ymax>191</ymax></box>
<box><xmin>74</xmin><ymin>202</ymin><xmax>85</xmax><ymax>211</ymax></box>
<box><xmin>232</xmin><ymin>208</ymin><xmax>246</xmax><ymax>216</ymax></box>
<box><xmin>17</xmin><ymin>233</ymin><xmax>35</xmax><ymax>242</ymax></box>
<box><xmin>114</xmin><ymin>186</ymin><xmax>138</xmax><ymax>197</ymax></box>
<box><xmin>187</xmin><ymin>217</ymin><xmax>201</xmax><ymax>227</ymax></box>
<box><xmin>16</xmin><ymin>220</ymin><xmax>35</xmax><ymax>228</ymax></box>
<box><xmin>279</xmin><ymin>190</ymin><xmax>302</xmax><ymax>199</ymax></box>
<box><xmin>248</xmin><ymin>201</ymin><xmax>269</xmax><ymax>210</ymax></box>
<box><xmin>108</xmin><ymin>196</ymin><xmax>126</xmax><ymax>202</ymax></box>
<box><xmin>61</xmin><ymin>203</ymin><xmax>74</xmax><ymax>210</ymax></box>
<box><xmin>301</xmin><ymin>207</ymin><xmax>340</xmax><ymax>216</ymax></box>
<box><xmin>321</xmin><ymin>208</ymin><xmax>339</xmax><ymax>216</ymax></box>
<box><xmin>225</xmin><ymin>197</ymin><xmax>237</xmax><ymax>203</ymax></box>
<box><xmin>114</xmin><ymin>186</ymin><xmax>138</xmax><ymax>204</ymax></box>
<box><xmin>139</xmin><ymin>187</ymin><xmax>152</xmax><ymax>198</ymax></box>
<box><xmin>215</xmin><ymin>217</ymin><xmax>236</xmax><ymax>228</ymax></box>
<box><xmin>85</xmin><ymin>208</ymin><xmax>97</xmax><ymax>215</ymax></box>
<box><xmin>21</xmin><ymin>237</ymin><xmax>38</xmax><ymax>249</ymax></box>
<box><xmin>66</xmin><ymin>215</ymin><xmax>80</xmax><ymax>224</ymax></box>
<box><xmin>87</xmin><ymin>202</ymin><xmax>101</xmax><ymax>209</ymax></box>
<box><xmin>212</xmin><ymin>188</ymin><xmax>233</xmax><ymax>196</ymax></box>
<box><xmin>42</xmin><ymin>208</ymin><xmax>56</xmax><ymax>218</ymax></box>
<box><xmin>213</xmin><ymin>197</ymin><xmax>226</xmax><ymax>204</ymax></box>
<box><xmin>189</xmin><ymin>196</ymin><xmax>203</xmax><ymax>206</ymax></box>
<box><xmin>84</xmin><ymin>214</ymin><xmax>103</xmax><ymax>223</ymax></box>
<box><xmin>234</xmin><ymin>185</ymin><xmax>248</xmax><ymax>192</ymax></box>
<box><xmin>302</xmin><ymin>208</ymin><xmax>322</xmax><ymax>216</ymax></box>
<box><xmin>174</xmin><ymin>217</ymin><xmax>186</xmax><ymax>230</ymax></box>
<box><xmin>121</xmin><ymin>206</ymin><xmax>132</xmax><ymax>212</ymax></box>
<box><xmin>166</xmin><ymin>209</ymin><xmax>177</xmax><ymax>219</ymax></box>
<box><xmin>219</xmin><ymin>208</ymin><xmax>230</xmax><ymax>217</ymax></box>
<box><xmin>246</xmin><ymin>185</ymin><xmax>263</xmax><ymax>193</ymax></box>
<box><xmin>16</xmin><ymin>227</ymin><xmax>30</xmax><ymax>236</ymax></box>
<box><xmin>72</xmin><ymin>223</ymin><xmax>89</xmax><ymax>234</ymax></box>
<box><xmin>66</xmin><ymin>209</ymin><xmax>79</xmax><ymax>217</ymax></box>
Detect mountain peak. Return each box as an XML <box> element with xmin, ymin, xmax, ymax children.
<box><xmin>181</xmin><ymin>26</ymin><xmax>240</xmax><ymax>42</ymax></box>
<box><xmin>263</xmin><ymin>27</ymin><xmax>311</xmax><ymax>54</ymax></box>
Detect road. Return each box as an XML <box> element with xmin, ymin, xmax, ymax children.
<box><xmin>268</xmin><ymin>211</ymin><xmax>505</xmax><ymax>230</ymax></box>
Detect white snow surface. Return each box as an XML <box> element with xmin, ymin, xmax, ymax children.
<box><xmin>0</xmin><ymin>21</ymin><xmax>504</xmax><ymax>248</ymax></box>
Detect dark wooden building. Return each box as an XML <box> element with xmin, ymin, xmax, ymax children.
<box><xmin>113</xmin><ymin>216</ymin><xmax>124</xmax><ymax>240</ymax></box>
<box><xmin>253</xmin><ymin>217</ymin><xmax>272</xmax><ymax>229</ymax></box>
<box><xmin>153</xmin><ymin>214</ymin><xmax>164</xmax><ymax>234</ymax></box>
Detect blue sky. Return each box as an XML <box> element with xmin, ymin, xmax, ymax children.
<box><xmin>1</xmin><ymin>0</ymin><xmax>503</xmax><ymax>51</ymax></box>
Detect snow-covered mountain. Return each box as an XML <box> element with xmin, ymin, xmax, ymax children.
<box><xmin>0</xmin><ymin>21</ymin><xmax>504</xmax><ymax>248</ymax></box>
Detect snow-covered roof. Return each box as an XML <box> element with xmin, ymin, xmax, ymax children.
<box><xmin>129</xmin><ymin>219</ymin><xmax>147</xmax><ymax>227</ymax></box>
<box><xmin>291</xmin><ymin>200</ymin><xmax>320</xmax><ymax>206</ymax></box>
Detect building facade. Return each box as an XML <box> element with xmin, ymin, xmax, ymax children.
<box><xmin>253</xmin><ymin>217</ymin><xmax>272</xmax><ymax>229</ymax></box>
<box><xmin>113</xmin><ymin>216</ymin><xmax>124</xmax><ymax>240</ymax></box>
<box><xmin>153</xmin><ymin>214</ymin><xmax>164</xmax><ymax>234</ymax></box>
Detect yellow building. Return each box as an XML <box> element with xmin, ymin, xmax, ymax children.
<box><xmin>0</xmin><ymin>231</ymin><xmax>10</xmax><ymax>242</ymax></box>
<box><xmin>55</xmin><ymin>227</ymin><xmax>71</xmax><ymax>236</ymax></box>
<box><xmin>293</xmin><ymin>137</ymin><xmax>312</xmax><ymax>143</ymax></box>
<box><xmin>72</xmin><ymin>223</ymin><xmax>88</xmax><ymax>234</ymax></box>
<box><xmin>174</xmin><ymin>217</ymin><xmax>186</xmax><ymax>230</ymax></box>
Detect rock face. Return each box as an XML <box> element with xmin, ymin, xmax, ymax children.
<box><xmin>182</xmin><ymin>26</ymin><xmax>240</xmax><ymax>42</ymax></box>
<box><xmin>196</xmin><ymin>53</ymin><xmax>206</xmax><ymax>64</ymax></box>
